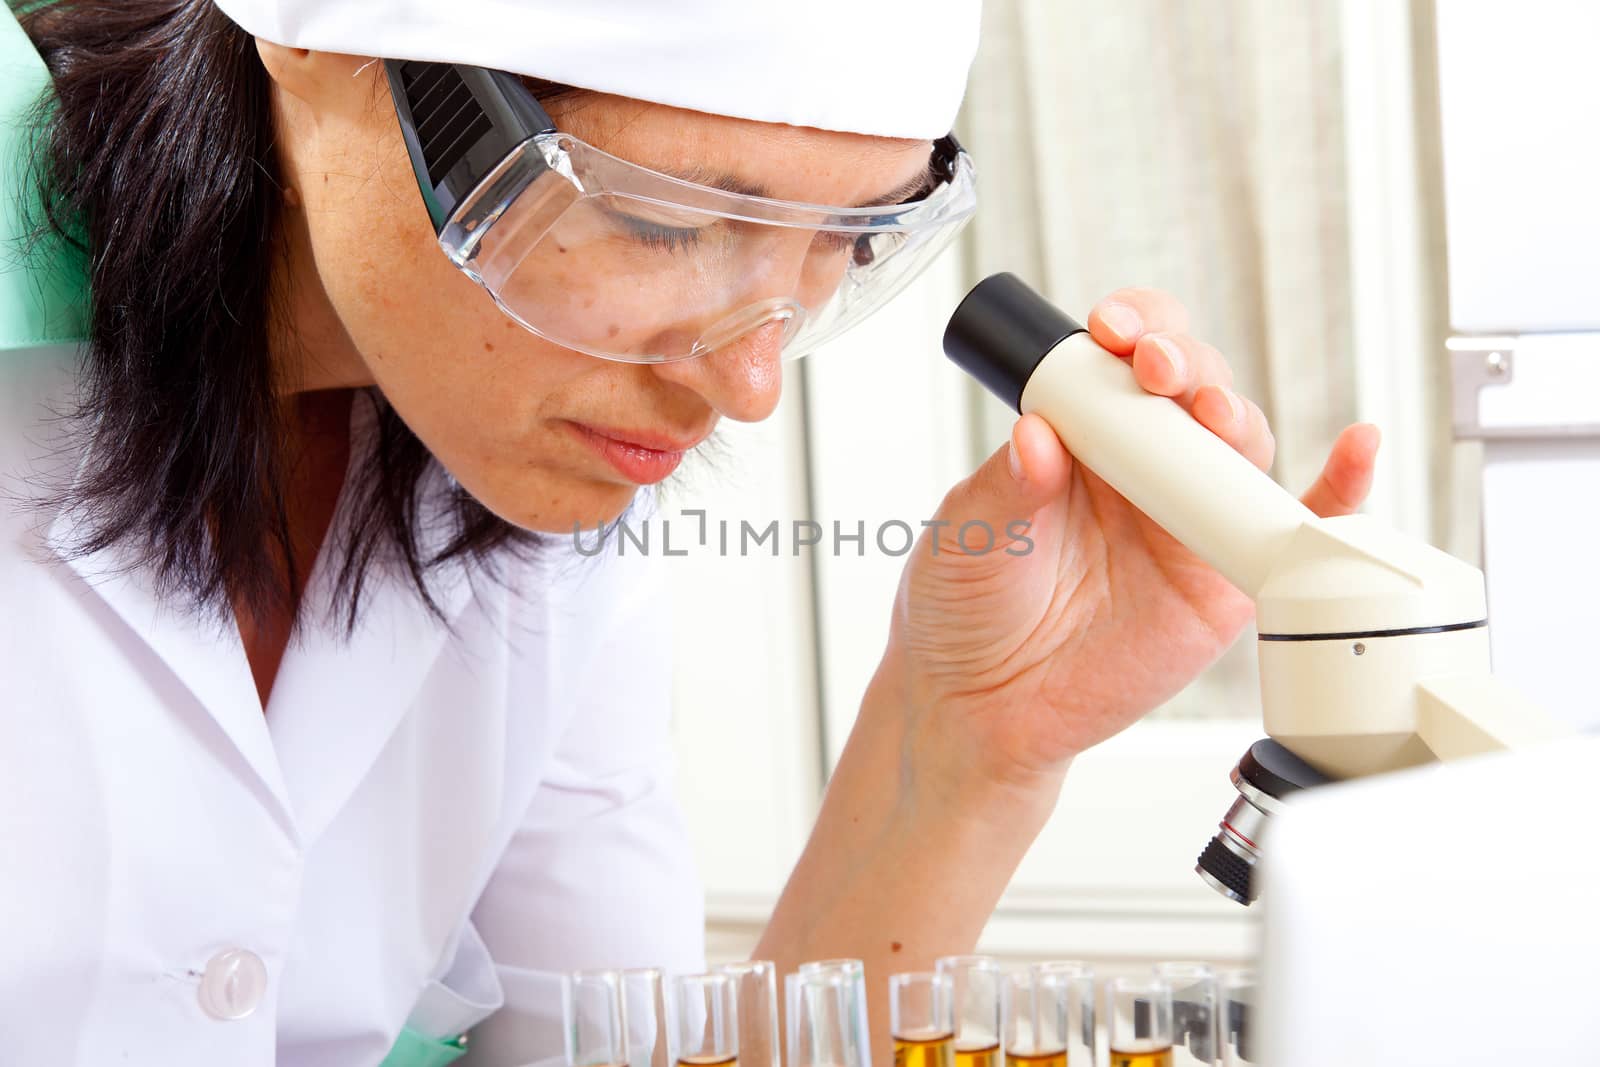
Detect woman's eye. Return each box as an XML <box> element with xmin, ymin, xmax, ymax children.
<box><xmin>614</xmin><ymin>212</ymin><xmax>707</xmax><ymax>252</ymax></box>
<box><xmin>811</xmin><ymin>230</ymin><xmax>870</xmax><ymax>264</ymax></box>
<box><xmin>812</xmin><ymin>230</ymin><xmax>875</xmax><ymax>267</ymax></box>
<box><xmin>814</xmin><ymin>231</ymin><xmax>854</xmax><ymax>253</ymax></box>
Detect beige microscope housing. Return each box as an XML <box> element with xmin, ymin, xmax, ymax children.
<box><xmin>943</xmin><ymin>272</ymin><xmax>1570</xmax><ymax>792</ymax></box>
<box><xmin>1019</xmin><ymin>332</ymin><xmax>1568</xmax><ymax>781</ymax></box>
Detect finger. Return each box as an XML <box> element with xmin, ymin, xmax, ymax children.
<box><xmin>1010</xmin><ymin>412</ymin><xmax>1074</xmax><ymax>496</ymax></box>
<box><xmin>1191</xmin><ymin>385</ymin><xmax>1275</xmax><ymax>471</ymax></box>
<box><xmin>1300</xmin><ymin>423</ymin><xmax>1381</xmax><ymax>518</ymax></box>
<box><xmin>1086</xmin><ymin>287</ymin><xmax>1193</xmax><ymax>354</ymax></box>
<box><xmin>1130</xmin><ymin>332</ymin><xmax>1234</xmax><ymax>404</ymax></box>
<box><xmin>929</xmin><ymin>414</ymin><xmax>1072</xmax><ymax>560</ymax></box>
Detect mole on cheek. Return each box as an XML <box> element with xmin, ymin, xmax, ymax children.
<box><xmin>484</xmin><ymin>341</ymin><xmax>495</xmax><ymax>352</ymax></box>
<box><xmin>606</xmin><ymin>324</ymin><xmax>620</xmax><ymax>338</ymax></box>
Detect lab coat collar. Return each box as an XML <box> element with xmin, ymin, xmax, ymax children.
<box><xmin>41</xmin><ymin>391</ymin><xmax>481</xmax><ymax>845</ymax></box>
<box><xmin>43</xmin><ymin>495</ymin><xmax>298</xmax><ymax>833</ymax></box>
<box><xmin>262</xmin><ymin>399</ymin><xmax>482</xmax><ymax>842</ymax></box>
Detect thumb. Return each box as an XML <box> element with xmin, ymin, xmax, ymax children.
<box><xmin>926</xmin><ymin>413</ymin><xmax>1073</xmax><ymax>560</ymax></box>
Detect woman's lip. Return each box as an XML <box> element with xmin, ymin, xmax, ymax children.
<box><xmin>566</xmin><ymin>421</ymin><xmax>700</xmax><ymax>484</ymax></box>
<box><xmin>568</xmin><ymin>421</ymin><xmax>710</xmax><ymax>454</ymax></box>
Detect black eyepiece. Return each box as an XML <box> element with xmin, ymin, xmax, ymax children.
<box><xmin>943</xmin><ymin>273</ymin><xmax>1086</xmax><ymax>412</ymax></box>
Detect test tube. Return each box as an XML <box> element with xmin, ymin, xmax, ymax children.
<box><xmin>675</xmin><ymin>973</ymin><xmax>740</xmax><ymax>1067</ymax></box>
<box><xmin>564</xmin><ymin>970</ymin><xmax>629</xmax><ymax>1067</ymax></box>
<box><xmin>800</xmin><ymin>959</ymin><xmax>867</xmax><ymax>978</ymax></box>
<box><xmin>890</xmin><ymin>972</ymin><xmax>955</xmax><ymax>1067</ymax></box>
<box><xmin>1152</xmin><ymin>963</ymin><xmax>1218</xmax><ymax>1066</ymax></box>
<box><xmin>624</xmin><ymin>968</ymin><xmax>675</xmax><ymax>1067</ymax></box>
<box><xmin>1005</xmin><ymin>962</ymin><xmax>1095</xmax><ymax>1067</ymax></box>
<box><xmin>1218</xmin><ymin>971</ymin><xmax>1255</xmax><ymax>1067</ymax></box>
<box><xmin>1107</xmin><ymin>977</ymin><xmax>1175</xmax><ymax>1067</ymax></box>
<box><xmin>1032</xmin><ymin>962</ymin><xmax>1095</xmax><ymax>1063</ymax></box>
<box><xmin>786</xmin><ymin>960</ymin><xmax>872</xmax><ymax>1067</ymax></box>
<box><xmin>934</xmin><ymin>956</ymin><xmax>1002</xmax><ymax>1067</ymax></box>
<box><xmin>719</xmin><ymin>960</ymin><xmax>781</xmax><ymax>1067</ymax></box>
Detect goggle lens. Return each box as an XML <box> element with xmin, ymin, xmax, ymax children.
<box><xmin>447</xmin><ymin>134</ymin><xmax>975</xmax><ymax>364</ymax></box>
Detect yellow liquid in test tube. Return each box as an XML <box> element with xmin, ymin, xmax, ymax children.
<box><xmin>679</xmin><ymin>1057</ymin><xmax>737</xmax><ymax>1067</ymax></box>
<box><xmin>1005</xmin><ymin>1050</ymin><xmax>1066</xmax><ymax>1067</ymax></box>
<box><xmin>895</xmin><ymin>1031</ymin><xmax>955</xmax><ymax>1067</ymax></box>
<box><xmin>1109</xmin><ymin>1049</ymin><xmax>1172</xmax><ymax>1067</ymax></box>
<box><xmin>955</xmin><ymin>1042</ymin><xmax>1000</xmax><ymax>1067</ymax></box>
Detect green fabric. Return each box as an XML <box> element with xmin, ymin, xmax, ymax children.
<box><xmin>0</xmin><ymin>2</ymin><xmax>89</xmax><ymax>351</ymax></box>
<box><xmin>379</xmin><ymin>1026</ymin><xmax>470</xmax><ymax>1067</ymax></box>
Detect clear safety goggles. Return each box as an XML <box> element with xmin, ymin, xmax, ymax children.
<box><xmin>386</xmin><ymin>60</ymin><xmax>977</xmax><ymax>364</ymax></box>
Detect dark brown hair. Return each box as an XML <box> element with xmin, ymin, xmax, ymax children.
<box><xmin>14</xmin><ymin>0</ymin><xmax>574</xmax><ymax>630</ymax></box>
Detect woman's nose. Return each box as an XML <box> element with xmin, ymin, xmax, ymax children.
<box><xmin>650</xmin><ymin>320</ymin><xmax>785</xmax><ymax>423</ymax></box>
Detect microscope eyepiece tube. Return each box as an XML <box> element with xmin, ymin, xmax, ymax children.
<box><xmin>942</xmin><ymin>273</ymin><xmax>1316</xmax><ymax>599</ymax></box>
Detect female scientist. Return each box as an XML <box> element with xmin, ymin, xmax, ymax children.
<box><xmin>0</xmin><ymin>0</ymin><xmax>1378</xmax><ymax>1064</ymax></box>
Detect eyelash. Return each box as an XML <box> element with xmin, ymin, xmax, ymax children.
<box><xmin>816</xmin><ymin>231</ymin><xmax>858</xmax><ymax>254</ymax></box>
<box><xmin>616</xmin><ymin>213</ymin><xmax>864</xmax><ymax>258</ymax></box>
<box><xmin>619</xmin><ymin>216</ymin><xmax>705</xmax><ymax>253</ymax></box>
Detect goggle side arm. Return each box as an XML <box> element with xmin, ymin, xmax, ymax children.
<box><xmin>384</xmin><ymin>60</ymin><xmax>556</xmax><ymax>233</ymax></box>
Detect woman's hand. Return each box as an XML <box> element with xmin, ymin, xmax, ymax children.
<box><xmin>880</xmin><ymin>287</ymin><xmax>1381</xmax><ymax>814</ymax></box>
<box><xmin>763</xmin><ymin>292</ymin><xmax>1375</xmax><ymax>1053</ymax></box>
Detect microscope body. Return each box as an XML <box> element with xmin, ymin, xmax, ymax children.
<box><xmin>1216</xmin><ymin>514</ymin><xmax>1564</xmax><ymax>901</ymax></box>
<box><xmin>943</xmin><ymin>273</ymin><xmax>1571</xmax><ymax>902</ymax></box>
<box><xmin>1253</xmin><ymin>512</ymin><xmax>1560</xmax><ymax>779</ymax></box>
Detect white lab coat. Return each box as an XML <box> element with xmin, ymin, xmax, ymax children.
<box><xmin>0</xmin><ymin>346</ymin><xmax>706</xmax><ymax>1065</ymax></box>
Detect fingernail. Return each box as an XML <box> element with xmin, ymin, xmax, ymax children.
<box><xmin>1007</xmin><ymin>437</ymin><xmax>1025</xmax><ymax>484</ymax></box>
<box><xmin>1099</xmin><ymin>302</ymin><xmax>1142</xmax><ymax>344</ymax></box>
<box><xmin>1222</xmin><ymin>388</ymin><xmax>1245</xmax><ymax>425</ymax></box>
<box><xmin>1151</xmin><ymin>335</ymin><xmax>1185</xmax><ymax>381</ymax></box>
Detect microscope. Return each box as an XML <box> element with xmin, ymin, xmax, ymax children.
<box><xmin>942</xmin><ymin>273</ymin><xmax>1570</xmax><ymax>905</ymax></box>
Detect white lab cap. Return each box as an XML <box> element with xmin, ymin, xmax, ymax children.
<box><xmin>211</xmin><ymin>0</ymin><xmax>982</xmax><ymax>140</ymax></box>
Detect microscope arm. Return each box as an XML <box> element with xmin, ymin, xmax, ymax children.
<box><xmin>1417</xmin><ymin>674</ymin><xmax>1570</xmax><ymax>761</ymax></box>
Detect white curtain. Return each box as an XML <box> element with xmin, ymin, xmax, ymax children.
<box><xmin>954</xmin><ymin>0</ymin><xmax>1457</xmax><ymax>719</ymax></box>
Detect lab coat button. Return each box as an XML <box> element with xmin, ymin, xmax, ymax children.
<box><xmin>198</xmin><ymin>948</ymin><xmax>268</xmax><ymax>1020</ymax></box>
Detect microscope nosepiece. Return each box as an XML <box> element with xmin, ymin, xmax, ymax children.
<box><xmin>1196</xmin><ymin>739</ymin><xmax>1332</xmax><ymax>905</ymax></box>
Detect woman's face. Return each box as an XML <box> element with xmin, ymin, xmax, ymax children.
<box><xmin>262</xmin><ymin>48</ymin><xmax>933</xmax><ymax>533</ymax></box>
